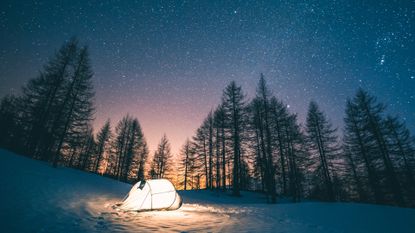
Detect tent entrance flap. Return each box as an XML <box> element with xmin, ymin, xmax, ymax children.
<box><xmin>138</xmin><ymin>180</ymin><xmax>146</xmax><ymax>190</ymax></box>
<box><xmin>120</xmin><ymin>179</ymin><xmax>182</xmax><ymax>211</ymax></box>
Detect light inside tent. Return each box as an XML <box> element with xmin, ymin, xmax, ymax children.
<box><xmin>120</xmin><ymin>179</ymin><xmax>182</xmax><ymax>211</ymax></box>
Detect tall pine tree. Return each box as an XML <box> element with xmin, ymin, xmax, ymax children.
<box><xmin>150</xmin><ymin>135</ymin><xmax>173</xmax><ymax>180</ymax></box>
<box><xmin>305</xmin><ymin>101</ymin><xmax>339</xmax><ymax>201</ymax></box>
<box><xmin>221</xmin><ymin>81</ymin><xmax>246</xmax><ymax>196</ymax></box>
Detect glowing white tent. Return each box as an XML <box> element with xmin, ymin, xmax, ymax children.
<box><xmin>119</xmin><ymin>179</ymin><xmax>182</xmax><ymax>211</ymax></box>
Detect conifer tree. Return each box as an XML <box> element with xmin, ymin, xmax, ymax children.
<box><xmin>192</xmin><ymin>126</ymin><xmax>209</xmax><ymax>188</ymax></box>
<box><xmin>51</xmin><ymin>46</ymin><xmax>95</xmax><ymax>167</ymax></box>
<box><xmin>150</xmin><ymin>135</ymin><xmax>173</xmax><ymax>179</ymax></box>
<box><xmin>94</xmin><ymin>120</ymin><xmax>112</xmax><ymax>173</ymax></box>
<box><xmin>305</xmin><ymin>101</ymin><xmax>339</xmax><ymax>201</ymax></box>
<box><xmin>354</xmin><ymin>89</ymin><xmax>403</xmax><ymax>204</ymax></box>
<box><xmin>384</xmin><ymin>116</ymin><xmax>415</xmax><ymax>203</ymax></box>
<box><xmin>20</xmin><ymin>38</ymin><xmax>79</xmax><ymax>160</ymax></box>
<box><xmin>178</xmin><ymin>139</ymin><xmax>195</xmax><ymax>190</ymax></box>
<box><xmin>213</xmin><ymin>105</ymin><xmax>226</xmax><ymax>190</ymax></box>
<box><xmin>222</xmin><ymin>81</ymin><xmax>246</xmax><ymax>196</ymax></box>
<box><xmin>112</xmin><ymin>115</ymin><xmax>148</xmax><ymax>182</ymax></box>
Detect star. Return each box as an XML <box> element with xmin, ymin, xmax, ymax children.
<box><xmin>0</xmin><ymin>0</ymin><xmax>414</xmax><ymax>153</ymax></box>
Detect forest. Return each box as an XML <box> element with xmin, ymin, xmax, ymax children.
<box><xmin>1</xmin><ymin>39</ymin><xmax>414</xmax><ymax>208</ymax></box>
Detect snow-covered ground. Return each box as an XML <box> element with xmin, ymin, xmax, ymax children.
<box><xmin>1</xmin><ymin>149</ymin><xmax>414</xmax><ymax>233</ymax></box>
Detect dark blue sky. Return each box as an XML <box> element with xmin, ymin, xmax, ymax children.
<box><xmin>0</xmin><ymin>0</ymin><xmax>414</xmax><ymax>153</ymax></box>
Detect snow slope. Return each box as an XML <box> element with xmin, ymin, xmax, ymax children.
<box><xmin>1</xmin><ymin>149</ymin><xmax>414</xmax><ymax>233</ymax></box>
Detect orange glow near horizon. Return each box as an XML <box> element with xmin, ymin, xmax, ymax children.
<box><xmin>93</xmin><ymin>86</ymin><xmax>223</xmax><ymax>156</ymax></box>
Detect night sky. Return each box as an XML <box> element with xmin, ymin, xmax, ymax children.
<box><xmin>1</xmin><ymin>0</ymin><xmax>414</xmax><ymax>154</ymax></box>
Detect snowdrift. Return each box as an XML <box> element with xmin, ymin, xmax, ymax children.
<box><xmin>1</xmin><ymin>149</ymin><xmax>415</xmax><ymax>233</ymax></box>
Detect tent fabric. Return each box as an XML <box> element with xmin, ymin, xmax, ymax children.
<box><xmin>120</xmin><ymin>179</ymin><xmax>182</xmax><ymax>211</ymax></box>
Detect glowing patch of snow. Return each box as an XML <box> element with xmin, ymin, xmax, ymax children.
<box><xmin>1</xmin><ymin>149</ymin><xmax>415</xmax><ymax>233</ymax></box>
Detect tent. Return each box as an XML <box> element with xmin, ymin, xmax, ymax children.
<box><xmin>119</xmin><ymin>179</ymin><xmax>182</xmax><ymax>211</ymax></box>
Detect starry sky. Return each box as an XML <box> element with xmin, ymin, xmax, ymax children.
<box><xmin>0</xmin><ymin>0</ymin><xmax>414</xmax><ymax>155</ymax></box>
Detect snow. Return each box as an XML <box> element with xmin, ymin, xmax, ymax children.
<box><xmin>1</xmin><ymin>149</ymin><xmax>414</xmax><ymax>233</ymax></box>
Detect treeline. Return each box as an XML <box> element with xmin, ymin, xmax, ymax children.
<box><xmin>0</xmin><ymin>39</ymin><xmax>161</xmax><ymax>183</ymax></box>
<box><xmin>0</xmin><ymin>38</ymin><xmax>95</xmax><ymax>167</ymax></box>
<box><xmin>177</xmin><ymin>75</ymin><xmax>415</xmax><ymax>207</ymax></box>
<box><xmin>1</xmin><ymin>39</ymin><xmax>414</xmax><ymax>207</ymax></box>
